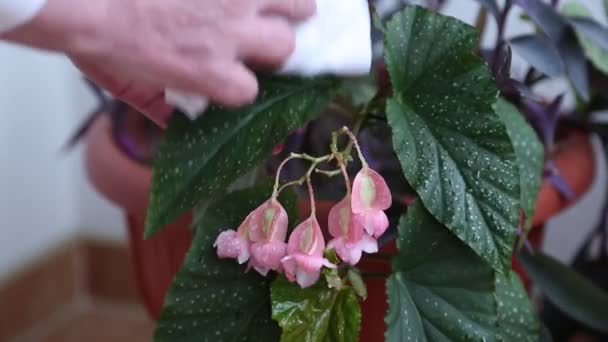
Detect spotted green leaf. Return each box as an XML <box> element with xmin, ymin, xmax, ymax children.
<box><xmin>385</xmin><ymin>5</ymin><xmax>520</xmax><ymax>272</ymax></box>
<box><xmin>154</xmin><ymin>184</ymin><xmax>298</xmax><ymax>342</ymax></box>
<box><xmin>495</xmin><ymin>99</ymin><xmax>544</xmax><ymax>230</ymax></box>
<box><xmin>562</xmin><ymin>2</ymin><xmax>608</xmax><ymax>74</ymax></box>
<box><xmin>271</xmin><ymin>277</ymin><xmax>361</xmax><ymax>342</ymax></box>
<box><xmin>496</xmin><ymin>272</ymin><xmax>540</xmax><ymax>341</ymax></box>
<box><xmin>385</xmin><ymin>202</ymin><xmax>497</xmax><ymax>342</ymax></box>
<box><xmin>145</xmin><ymin>76</ymin><xmax>338</xmax><ymax>237</ymax></box>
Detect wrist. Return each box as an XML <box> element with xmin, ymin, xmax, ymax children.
<box><xmin>1</xmin><ymin>0</ymin><xmax>107</xmax><ymax>54</ymax></box>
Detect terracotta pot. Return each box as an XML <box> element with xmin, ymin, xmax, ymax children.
<box><xmin>85</xmin><ymin>115</ymin><xmax>595</xmax><ymax>339</ymax></box>
<box><xmin>85</xmin><ymin>116</ymin><xmax>192</xmax><ymax>318</ymax></box>
<box><xmin>513</xmin><ymin>129</ymin><xmax>595</xmax><ymax>288</ymax></box>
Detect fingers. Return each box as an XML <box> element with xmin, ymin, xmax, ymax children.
<box><xmin>71</xmin><ymin>57</ymin><xmax>172</xmax><ymax>127</ymax></box>
<box><xmin>166</xmin><ymin>59</ymin><xmax>258</xmax><ymax>107</ymax></box>
<box><xmin>260</xmin><ymin>0</ymin><xmax>316</xmax><ymax>21</ymax></box>
<box><xmin>236</xmin><ymin>17</ymin><xmax>295</xmax><ymax>66</ymax></box>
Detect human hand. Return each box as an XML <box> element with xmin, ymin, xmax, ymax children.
<box><xmin>2</xmin><ymin>0</ymin><xmax>316</xmax><ymax>125</ymax></box>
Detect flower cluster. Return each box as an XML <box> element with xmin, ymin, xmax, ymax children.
<box><xmin>214</xmin><ymin>128</ymin><xmax>392</xmax><ymax>288</ymax></box>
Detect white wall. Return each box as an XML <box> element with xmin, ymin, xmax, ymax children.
<box><xmin>0</xmin><ymin>0</ymin><xmax>605</xmax><ymax>280</ymax></box>
<box><xmin>0</xmin><ymin>43</ymin><xmax>125</xmax><ymax>280</ymax></box>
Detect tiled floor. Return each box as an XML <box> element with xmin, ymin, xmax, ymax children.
<box><xmin>0</xmin><ymin>240</ymin><xmax>156</xmax><ymax>342</ymax></box>
<box><xmin>44</xmin><ymin>308</ymin><xmax>153</xmax><ymax>342</ymax></box>
<box><xmin>14</xmin><ymin>298</ymin><xmax>154</xmax><ymax>342</ymax></box>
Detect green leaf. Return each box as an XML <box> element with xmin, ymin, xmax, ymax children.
<box><xmin>605</xmin><ymin>0</ymin><xmax>608</xmax><ymax>19</ymax></box>
<box><xmin>337</xmin><ymin>76</ymin><xmax>377</xmax><ymax>108</ymax></box>
<box><xmin>154</xmin><ymin>184</ymin><xmax>298</xmax><ymax>342</ymax></box>
<box><xmin>385</xmin><ymin>202</ymin><xmax>497</xmax><ymax>342</ymax></box>
<box><xmin>384</xmin><ymin>5</ymin><xmax>520</xmax><ymax>272</ymax></box>
<box><xmin>519</xmin><ymin>250</ymin><xmax>608</xmax><ymax>333</ymax></box>
<box><xmin>271</xmin><ymin>276</ymin><xmax>361</xmax><ymax>342</ymax></box>
<box><xmin>562</xmin><ymin>2</ymin><xmax>608</xmax><ymax>74</ymax></box>
<box><xmin>145</xmin><ymin>76</ymin><xmax>337</xmax><ymax>237</ymax></box>
<box><xmin>495</xmin><ymin>99</ymin><xmax>544</xmax><ymax>229</ymax></box>
<box><xmin>496</xmin><ymin>272</ymin><xmax>540</xmax><ymax>341</ymax></box>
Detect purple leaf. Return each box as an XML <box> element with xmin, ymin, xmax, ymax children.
<box><xmin>545</xmin><ymin>160</ymin><xmax>575</xmax><ymax>200</ymax></box>
<box><xmin>557</xmin><ymin>30</ymin><xmax>590</xmax><ymax>101</ymax></box>
<box><xmin>513</xmin><ymin>0</ymin><xmax>568</xmax><ymax>40</ymax></box>
<box><xmin>569</xmin><ymin>18</ymin><xmax>608</xmax><ymax>51</ymax></box>
<box><xmin>511</xmin><ymin>81</ymin><xmax>544</xmax><ymax>101</ymax></box>
<box><xmin>509</xmin><ymin>34</ymin><xmax>564</xmax><ymax>77</ymax></box>
<box><xmin>523</xmin><ymin>95</ymin><xmax>564</xmax><ymax>150</ymax></box>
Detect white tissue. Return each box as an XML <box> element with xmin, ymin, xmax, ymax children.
<box><xmin>166</xmin><ymin>0</ymin><xmax>371</xmax><ymax>120</ymax></box>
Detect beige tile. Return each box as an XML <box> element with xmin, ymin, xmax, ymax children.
<box><xmin>0</xmin><ymin>244</ymin><xmax>79</xmax><ymax>341</ymax></box>
<box><xmin>44</xmin><ymin>309</ymin><xmax>153</xmax><ymax>342</ymax></box>
<box><xmin>83</xmin><ymin>241</ymin><xmax>140</xmax><ymax>304</ymax></box>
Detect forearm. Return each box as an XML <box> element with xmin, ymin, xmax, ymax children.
<box><xmin>0</xmin><ymin>0</ymin><xmax>105</xmax><ymax>54</ymax></box>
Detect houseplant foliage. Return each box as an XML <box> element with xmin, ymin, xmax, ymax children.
<box><xmin>137</xmin><ymin>2</ymin><xmax>608</xmax><ymax>341</ymax></box>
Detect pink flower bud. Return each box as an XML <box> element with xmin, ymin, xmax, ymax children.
<box><xmin>327</xmin><ymin>197</ymin><xmax>378</xmax><ymax>265</ymax></box>
<box><xmin>351</xmin><ymin>168</ymin><xmax>392</xmax><ymax>238</ymax></box>
<box><xmin>214</xmin><ymin>230</ymin><xmax>250</xmax><ymax>264</ymax></box>
<box><xmin>352</xmin><ymin>168</ymin><xmax>392</xmax><ymax>213</ymax></box>
<box><xmin>281</xmin><ymin>216</ymin><xmax>335</xmax><ymax>288</ymax></box>
<box><xmin>247</xmin><ymin>199</ymin><xmax>289</xmax><ymax>275</ymax></box>
<box><xmin>214</xmin><ymin>198</ymin><xmax>289</xmax><ymax>273</ymax></box>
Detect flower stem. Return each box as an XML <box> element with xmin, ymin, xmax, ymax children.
<box><xmin>272</xmin><ymin>154</ymin><xmax>299</xmax><ymax>198</ymax></box>
<box><xmin>339</xmin><ymin>161</ymin><xmax>351</xmax><ymax>195</ymax></box>
<box><xmin>342</xmin><ymin>127</ymin><xmax>369</xmax><ymax>169</ymax></box>
<box><xmin>275</xmin><ymin>153</ymin><xmax>332</xmax><ymax>195</ymax></box>
<box><xmin>306</xmin><ymin>175</ymin><xmax>316</xmax><ymax>216</ymax></box>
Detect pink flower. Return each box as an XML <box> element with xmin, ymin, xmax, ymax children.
<box><xmin>327</xmin><ymin>197</ymin><xmax>378</xmax><ymax>265</ymax></box>
<box><xmin>351</xmin><ymin>167</ymin><xmax>392</xmax><ymax>237</ymax></box>
<box><xmin>247</xmin><ymin>199</ymin><xmax>289</xmax><ymax>276</ymax></box>
<box><xmin>281</xmin><ymin>216</ymin><xmax>335</xmax><ymax>288</ymax></box>
<box><xmin>214</xmin><ymin>198</ymin><xmax>289</xmax><ymax>275</ymax></box>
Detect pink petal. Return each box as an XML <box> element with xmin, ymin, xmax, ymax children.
<box><xmin>281</xmin><ymin>256</ymin><xmax>297</xmax><ymax>282</ymax></box>
<box><xmin>352</xmin><ymin>168</ymin><xmax>392</xmax><ymax>213</ymax></box>
<box><xmin>296</xmin><ymin>269</ymin><xmax>320</xmax><ymax>288</ymax></box>
<box><xmin>248</xmin><ymin>199</ymin><xmax>288</xmax><ymax>243</ymax></box>
<box><xmin>250</xmin><ymin>240</ymin><xmax>287</xmax><ymax>271</ymax></box>
<box><xmin>292</xmin><ymin>253</ymin><xmax>334</xmax><ymax>272</ymax></box>
<box><xmin>329</xmin><ymin>236</ymin><xmax>375</xmax><ymax>266</ymax></box>
<box><xmin>328</xmin><ymin>237</ymin><xmax>356</xmax><ymax>265</ymax></box>
<box><xmin>328</xmin><ymin>197</ymin><xmax>350</xmax><ymax>238</ymax></box>
<box><xmin>360</xmin><ymin>234</ymin><xmax>379</xmax><ymax>254</ymax></box>
<box><xmin>253</xmin><ymin>265</ymin><xmax>270</xmax><ymax>276</ymax></box>
<box><xmin>287</xmin><ymin>216</ymin><xmax>326</xmax><ymax>256</ymax></box>
<box><xmin>214</xmin><ymin>230</ymin><xmax>250</xmax><ymax>263</ymax></box>
<box><xmin>358</xmin><ymin>210</ymin><xmax>389</xmax><ymax>238</ymax></box>
<box><xmin>346</xmin><ymin>245</ymin><xmax>364</xmax><ymax>265</ymax></box>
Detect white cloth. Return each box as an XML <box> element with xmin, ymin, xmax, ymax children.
<box><xmin>166</xmin><ymin>0</ymin><xmax>372</xmax><ymax>120</ymax></box>
<box><xmin>0</xmin><ymin>0</ymin><xmax>46</xmax><ymax>33</ymax></box>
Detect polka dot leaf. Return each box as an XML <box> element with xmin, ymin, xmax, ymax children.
<box><xmin>271</xmin><ymin>276</ymin><xmax>361</xmax><ymax>342</ymax></box>
<box><xmin>385</xmin><ymin>5</ymin><xmax>520</xmax><ymax>272</ymax></box>
<box><xmin>386</xmin><ymin>202</ymin><xmax>497</xmax><ymax>342</ymax></box>
<box><xmin>154</xmin><ymin>184</ymin><xmax>298</xmax><ymax>342</ymax></box>
<box><xmin>145</xmin><ymin>76</ymin><xmax>338</xmax><ymax>238</ymax></box>
<box><xmin>496</xmin><ymin>272</ymin><xmax>540</xmax><ymax>341</ymax></box>
<box><xmin>495</xmin><ymin>98</ymin><xmax>544</xmax><ymax>231</ymax></box>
